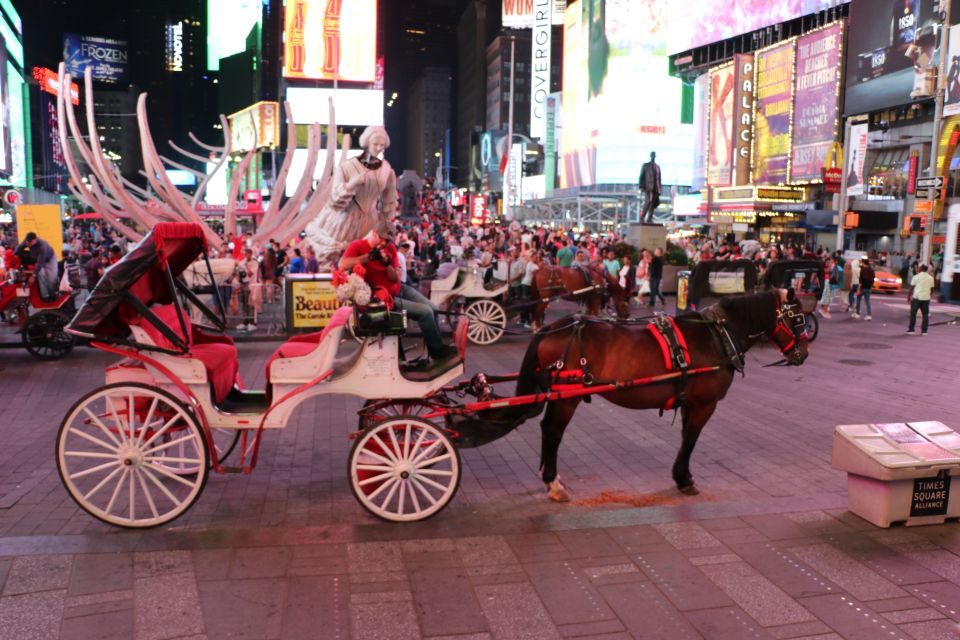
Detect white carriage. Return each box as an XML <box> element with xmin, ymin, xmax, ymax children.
<box><xmin>428</xmin><ymin>264</ymin><xmax>509</xmax><ymax>345</ymax></box>
<box><xmin>59</xmin><ymin>224</ymin><xmax>469</xmax><ymax>528</ymax></box>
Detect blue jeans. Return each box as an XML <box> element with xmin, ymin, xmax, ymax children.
<box><xmin>855</xmin><ymin>288</ymin><xmax>871</xmax><ymax>316</ymax></box>
<box><xmin>847</xmin><ymin>284</ymin><xmax>859</xmax><ymax>307</ymax></box>
<box><xmin>394</xmin><ymin>293</ymin><xmax>445</xmax><ymax>355</ymax></box>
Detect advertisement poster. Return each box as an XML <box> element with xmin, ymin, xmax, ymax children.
<box><xmin>502</xmin><ymin>0</ymin><xmax>566</xmax><ymax>28</ymax></box>
<box><xmin>207</xmin><ymin>0</ymin><xmax>262</xmax><ymax>71</ymax></box>
<box><xmin>283</xmin><ymin>0</ymin><xmax>377</xmax><ymax>82</ymax></box>
<box><xmin>0</xmin><ymin>46</ymin><xmax>8</xmax><ymax>178</ymax></box>
<box><xmin>752</xmin><ymin>41</ymin><xmax>795</xmax><ymax>185</ymax></box>
<box><xmin>791</xmin><ymin>23</ymin><xmax>844</xmax><ymax>182</ymax></box>
<box><xmin>844</xmin><ymin>0</ymin><xmax>938</xmax><ymax>116</ymax></box>
<box><xmin>707</xmin><ymin>63</ymin><xmax>735</xmax><ymax>187</ymax></box>
<box><xmin>944</xmin><ymin>24</ymin><xmax>960</xmax><ymax>117</ymax></box>
<box><xmin>288</xmin><ymin>279</ymin><xmax>340</xmax><ymax>329</ymax></box>
<box><xmin>692</xmin><ymin>73</ymin><xmax>710</xmax><ymax>191</ymax></box>
<box><xmin>63</xmin><ymin>34</ymin><xmax>128</xmax><ymax>84</ymax></box>
<box><xmin>845</xmin><ymin>123</ymin><xmax>869</xmax><ymax>197</ymax></box>
<box><xmin>17</xmin><ymin>205</ymin><xmax>64</xmax><ymax>260</ymax></box>
<box><xmin>732</xmin><ymin>54</ymin><xmax>755</xmax><ymax>186</ymax></box>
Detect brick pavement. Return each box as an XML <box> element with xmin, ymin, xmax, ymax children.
<box><xmin>0</xmin><ymin>294</ymin><xmax>958</xmax><ymax>638</ymax></box>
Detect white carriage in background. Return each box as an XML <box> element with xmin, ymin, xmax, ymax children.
<box><xmin>428</xmin><ymin>264</ymin><xmax>509</xmax><ymax>345</ymax></box>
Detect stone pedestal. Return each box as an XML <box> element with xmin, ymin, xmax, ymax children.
<box><xmin>626</xmin><ymin>223</ymin><xmax>668</xmax><ymax>251</ymax></box>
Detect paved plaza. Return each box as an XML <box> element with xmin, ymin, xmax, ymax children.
<box><xmin>0</xmin><ymin>294</ymin><xmax>958</xmax><ymax>639</ymax></box>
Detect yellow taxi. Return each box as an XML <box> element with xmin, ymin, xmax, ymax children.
<box><xmin>872</xmin><ymin>270</ymin><xmax>902</xmax><ymax>293</ymax></box>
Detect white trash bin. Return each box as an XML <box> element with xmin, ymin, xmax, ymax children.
<box><xmin>832</xmin><ymin>421</ymin><xmax>960</xmax><ymax>527</ymax></box>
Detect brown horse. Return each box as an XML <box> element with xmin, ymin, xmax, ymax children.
<box><xmin>531</xmin><ymin>264</ymin><xmax>630</xmax><ymax>329</ymax></box>
<box><xmin>514</xmin><ymin>289</ymin><xmax>809</xmax><ymax>501</ymax></box>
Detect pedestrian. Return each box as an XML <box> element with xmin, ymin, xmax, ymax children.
<box><xmin>288</xmin><ymin>248</ymin><xmax>305</xmax><ymax>274</ymax></box>
<box><xmin>619</xmin><ymin>254</ymin><xmax>637</xmax><ymax>301</ymax></box>
<box><xmin>853</xmin><ymin>258</ymin><xmax>874</xmax><ymax>320</ymax></box>
<box><xmin>648</xmin><ymin>247</ymin><xmax>666</xmax><ymax>307</ymax></box>
<box><xmin>520</xmin><ymin>252</ymin><xmax>540</xmax><ymax>328</ymax></box>
<box><xmin>844</xmin><ymin>257</ymin><xmax>860</xmax><ymax>313</ymax></box>
<box><xmin>818</xmin><ymin>257</ymin><xmax>840</xmax><ymax>318</ymax></box>
<box><xmin>906</xmin><ymin>264</ymin><xmax>935</xmax><ymax>335</ymax></box>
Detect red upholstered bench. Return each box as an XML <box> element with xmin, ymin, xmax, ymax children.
<box><xmin>129</xmin><ymin>304</ymin><xmax>240</xmax><ymax>404</ymax></box>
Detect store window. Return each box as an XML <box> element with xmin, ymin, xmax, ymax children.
<box><xmin>864</xmin><ymin>147</ymin><xmax>909</xmax><ymax>200</ymax></box>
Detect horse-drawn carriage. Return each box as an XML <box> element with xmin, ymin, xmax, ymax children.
<box><xmin>58</xmin><ymin>223</ymin><xmax>810</xmax><ymax>528</ymax></box>
<box><xmin>428</xmin><ymin>264</ymin><xmax>509</xmax><ymax>345</ymax></box>
<box><xmin>676</xmin><ymin>259</ymin><xmax>758</xmax><ymax>313</ymax></box>
<box><xmin>0</xmin><ymin>266</ymin><xmax>76</xmax><ymax>359</ymax></box>
<box><xmin>760</xmin><ymin>260</ymin><xmax>824</xmax><ymax>341</ymax></box>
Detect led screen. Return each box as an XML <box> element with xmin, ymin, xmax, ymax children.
<box><xmin>843</xmin><ymin>0</ymin><xmax>944</xmax><ymax>116</ymax></box>
<box><xmin>3</xmin><ymin>62</ymin><xmax>25</xmax><ymax>187</ymax></box>
<box><xmin>666</xmin><ymin>0</ymin><xmax>837</xmax><ymax>54</ymax></box>
<box><xmin>0</xmin><ymin>47</ymin><xmax>8</xmax><ymax>176</ymax></box>
<box><xmin>284</xmin><ymin>0</ymin><xmax>377</xmax><ymax>82</ymax></box>
<box><xmin>560</xmin><ymin>0</ymin><xmax>693</xmax><ymax>188</ymax></box>
<box><xmin>286</xmin><ymin>87</ymin><xmax>384</xmax><ymax>126</ymax></box>
<box><xmin>207</xmin><ymin>0</ymin><xmax>262</xmax><ymax>71</ymax></box>
<box><xmin>791</xmin><ymin>23</ymin><xmax>843</xmax><ymax>182</ymax></box>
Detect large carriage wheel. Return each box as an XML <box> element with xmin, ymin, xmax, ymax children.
<box><xmin>23</xmin><ymin>310</ymin><xmax>74</xmax><ymax>360</ymax></box>
<box><xmin>803</xmin><ymin>313</ymin><xmax>819</xmax><ymax>342</ymax></box>
<box><xmin>464</xmin><ymin>299</ymin><xmax>506</xmax><ymax>345</ymax></box>
<box><xmin>56</xmin><ymin>383</ymin><xmax>209</xmax><ymax>528</ymax></box>
<box><xmin>348</xmin><ymin>417</ymin><xmax>460</xmax><ymax>522</ymax></box>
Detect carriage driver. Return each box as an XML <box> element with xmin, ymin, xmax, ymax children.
<box><xmin>15</xmin><ymin>232</ymin><xmax>59</xmax><ymax>300</ymax></box>
<box><xmin>339</xmin><ymin>224</ymin><xmax>459</xmax><ymax>364</ymax></box>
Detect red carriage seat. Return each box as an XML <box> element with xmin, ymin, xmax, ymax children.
<box><xmin>265</xmin><ymin>305</ymin><xmax>353</xmax><ymax>385</ymax></box>
<box><xmin>130</xmin><ymin>305</ymin><xmax>239</xmax><ymax>404</ymax></box>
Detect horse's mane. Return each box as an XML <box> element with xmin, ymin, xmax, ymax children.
<box><xmin>713</xmin><ymin>290</ymin><xmax>779</xmax><ymax>337</ymax></box>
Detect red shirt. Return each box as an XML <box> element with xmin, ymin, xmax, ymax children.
<box><xmin>342</xmin><ymin>239</ymin><xmax>401</xmax><ymax>299</ymax></box>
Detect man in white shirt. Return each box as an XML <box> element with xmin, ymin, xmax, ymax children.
<box><xmin>519</xmin><ymin>252</ymin><xmax>540</xmax><ymax>327</ymax></box>
<box><xmin>907</xmin><ymin>264</ymin><xmax>935</xmax><ymax>335</ymax></box>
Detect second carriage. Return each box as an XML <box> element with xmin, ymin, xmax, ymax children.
<box><xmin>427</xmin><ymin>264</ymin><xmax>510</xmax><ymax>345</ymax></box>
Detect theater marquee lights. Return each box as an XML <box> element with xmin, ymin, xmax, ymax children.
<box><xmin>284</xmin><ymin>0</ymin><xmax>377</xmax><ymax>82</ymax></box>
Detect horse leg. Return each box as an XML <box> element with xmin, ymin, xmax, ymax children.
<box><xmin>672</xmin><ymin>401</ymin><xmax>717</xmax><ymax>495</ymax></box>
<box><xmin>539</xmin><ymin>399</ymin><xmax>579</xmax><ymax>502</ymax></box>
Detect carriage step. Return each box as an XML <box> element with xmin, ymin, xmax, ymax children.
<box><xmin>218</xmin><ymin>466</ymin><xmax>249</xmax><ymax>474</ymax></box>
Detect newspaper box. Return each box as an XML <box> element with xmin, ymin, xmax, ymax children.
<box><xmin>832</xmin><ymin>421</ymin><xmax>960</xmax><ymax>527</ymax></box>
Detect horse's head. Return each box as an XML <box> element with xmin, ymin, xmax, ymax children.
<box><xmin>766</xmin><ymin>289</ymin><xmax>809</xmax><ymax>365</ymax></box>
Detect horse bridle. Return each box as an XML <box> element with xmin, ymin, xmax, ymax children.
<box><xmin>770</xmin><ymin>300</ymin><xmax>807</xmax><ymax>365</ymax></box>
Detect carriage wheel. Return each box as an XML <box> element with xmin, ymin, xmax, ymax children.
<box><xmin>803</xmin><ymin>313</ymin><xmax>819</xmax><ymax>342</ymax></box>
<box><xmin>464</xmin><ymin>299</ymin><xmax>506</xmax><ymax>345</ymax></box>
<box><xmin>23</xmin><ymin>310</ymin><xmax>74</xmax><ymax>360</ymax></box>
<box><xmin>56</xmin><ymin>383</ymin><xmax>209</xmax><ymax>528</ymax></box>
<box><xmin>348</xmin><ymin>417</ymin><xmax>460</xmax><ymax>522</ymax></box>
<box><xmin>358</xmin><ymin>399</ymin><xmax>435</xmax><ymax>431</ymax></box>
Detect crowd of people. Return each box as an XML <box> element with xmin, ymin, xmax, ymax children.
<box><xmin>0</xmin><ymin>191</ymin><xmax>949</xmax><ymax>344</ymax></box>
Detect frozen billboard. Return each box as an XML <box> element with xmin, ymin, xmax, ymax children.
<box><xmin>63</xmin><ymin>34</ymin><xmax>128</xmax><ymax>84</ymax></box>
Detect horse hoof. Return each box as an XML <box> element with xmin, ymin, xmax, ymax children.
<box><xmin>678</xmin><ymin>484</ymin><xmax>700</xmax><ymax>496</ymax></box>
<box><xmin>547</xmin><ymin>479</ymin><xmax>570</xmax><ymax>502</ymax></box>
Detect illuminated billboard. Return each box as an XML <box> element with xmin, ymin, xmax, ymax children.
<box><xmin>842</xmin><ymin>0</ymin><xmax>954</xmax><ymax>115</ymax></box>
<box><xmin>63</xmin><ymin>34</ymin><xmax>128</xmax><ymax>84</ymax></box>
<box><xmin>286</xmin><ymin>87</ymin><xmax>383</xmax><ymax>126</ymax></box>
<box><xmin>560</xmin><ymin>0</ymin><xmax>693</xmax><ymax>188</ymax></box>
<box><xmin>751</xmin><ymin>40</ymin><xmax>795</xmax><ymax>185</ymax></box>
<box><xmin>207</xmin><ymin>0</ymin><xmax>262</xmax><ymax>71</ymax></box>
<box><xmin>4</xmin><ymin>62</ymin><xmax>25</xmax><ymax>187</ymax></box>
<box><xmin>228</xmin><ymin>101</ymin><xmax>280</xmax><ymax>152</ymax></box>
<box><xmin>791</xmin><ymin>22</ymin><xmax>844</xmax><ymax>183</ymax></box>
<box><xmin>707</xmin><ymin>63</ymin><xmax>735</xmax><ymax>187</ymax></box>
<box><xmin>0</xmin><ymin>47</ymin><xmax>8</xmax><ymax>177</ymax></box>
<box><xmin>667</xmin><ymin>1</ymin><xmax>835</xmax><ymax>55</ymax></box>
<box><xmin>502</xmin><ymin>0</ymin><xmax>566</xmax><ymax>28</ymax></box>
<box><xmin>284</xmin><ymin>0</ymin><xmax>377</xmax><ymax>82</ymax></box>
